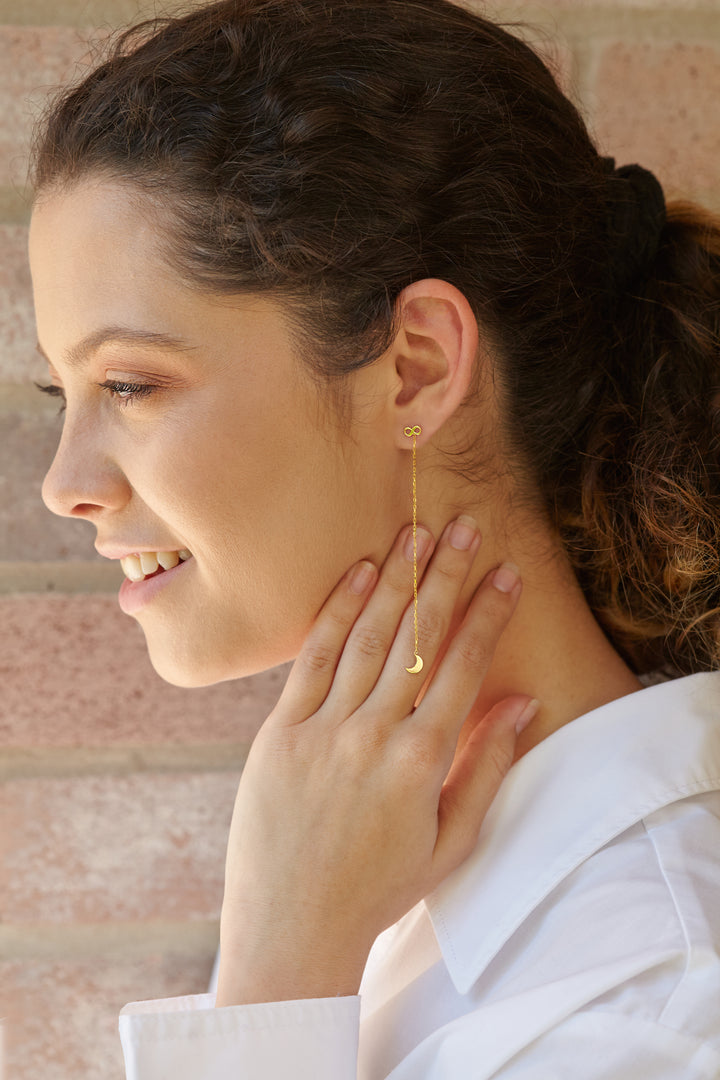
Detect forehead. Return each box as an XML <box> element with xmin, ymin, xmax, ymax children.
<box><xmin>27</xmin><ymin>178</ymin><xmax>326</xmax><ymax>421</ymax></box>
<box><xmin>28</xmin><ymin>180</ymin><xmax>282</xmax><ymax>367</ymax></box>
<box><xmin>29</xmin><ymin>180</ymin><xmax>176</xmax><ymax>341</ymax></box>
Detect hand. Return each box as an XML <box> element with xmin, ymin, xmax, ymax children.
<box><xmin>215</xmin><ymin>517</ymin><xmax>535</xmax><ymax>1006</ymax></box>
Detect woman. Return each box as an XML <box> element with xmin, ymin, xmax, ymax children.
<box><xmin>28</xmin><ymin>0</ymin><xmax>720</xmax><ymax>1076</ymax></box>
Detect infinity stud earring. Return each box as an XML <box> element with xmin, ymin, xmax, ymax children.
<box><xmin>403</xmin><ymin>425</ymin><xmax>423</xmax><ymax>674</ymax></box>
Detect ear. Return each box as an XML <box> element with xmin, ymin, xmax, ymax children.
<box><xmin>388</xmin><ymin>278</ymin><xmax>479</xmax><ymax>450</ymax></box>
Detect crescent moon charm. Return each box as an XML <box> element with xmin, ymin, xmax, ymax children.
<box><xmin>405</xmin><ymin>653</ymin><xmax>424</xmax><ymax>674</ymax></box>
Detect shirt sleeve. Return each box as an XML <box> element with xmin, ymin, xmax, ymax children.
<box><xmin>118</xmin><ymin>992</ymin><xmax>360</xmax><ymax>1080</ymax></box>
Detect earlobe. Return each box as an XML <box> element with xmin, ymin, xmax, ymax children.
<box><xmin>391</xmin><ymin>279</ymin><xmax>479</xmax><ymax>448</ymax></box>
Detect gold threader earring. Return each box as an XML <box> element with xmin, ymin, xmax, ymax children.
<box><xmin>403</xmin><ymin>425</ymin><xmax>424</xmax><ymax>674</ymax></box>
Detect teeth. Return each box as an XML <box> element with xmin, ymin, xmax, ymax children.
<box><xmin>157</xmin><ymin>550</ymin><xmax>180</xmax><ymax>570</ymax></box>
<box><xmin>121</xmin><ymin>554</ymin><xmax>145</xmax><ymax>582</ymax></box>
<box><xmin>139</xmin><ymin>552</ymin><xmax>159</xmax><ymax>576</ymax></box>
<box><xmin>120</xmin><ymin>549</ymin><xmax>192</xmax><ymax>581</ymax></box>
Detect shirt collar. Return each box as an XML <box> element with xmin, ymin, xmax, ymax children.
<box><xmin>424</xmin><ymin>670</ymin><xmax>720</xmax><ymax>995</ymax></box>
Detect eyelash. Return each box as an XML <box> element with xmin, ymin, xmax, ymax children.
<box><xmin>35</xmin><ymin>380</ymin><xmax>155</xmax><ymax>413</ymax></box>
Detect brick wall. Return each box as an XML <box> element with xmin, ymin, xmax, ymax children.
<box><xmin>2</xmin><ymin>1</ymin><xmax>719</xmax><ymax>1077</ymax></box>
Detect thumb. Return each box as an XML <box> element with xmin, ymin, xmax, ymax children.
<box><xmin>434</xmin><ymin>695</ymin><xmax>539</xmax><ymax>876</ymax></box>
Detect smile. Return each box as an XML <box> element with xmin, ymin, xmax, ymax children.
<box><xmin>118</xmin><ymin>551</ymin><xmax>193</xmax><ymax>616</ymax></box>
<box><xmin>120</xmin><ymin>549</ymin><xmax>193</xmax><ymax>582</ymax></box>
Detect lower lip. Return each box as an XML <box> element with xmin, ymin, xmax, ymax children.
<box><xmin>118</xmin><ymin>557</ymin><xmax>193</xmax><ymax>615</ymax></box>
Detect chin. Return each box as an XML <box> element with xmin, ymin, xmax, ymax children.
<box><xmin>142</xmin><ymin>629</ymin><xmax>298</xmax><ymax>688</ymax></box>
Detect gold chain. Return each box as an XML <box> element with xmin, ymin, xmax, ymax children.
<box><xmin>403</xmin><ymin>425</ymin><xmax>423</xmax><ymax>674</ymax></box>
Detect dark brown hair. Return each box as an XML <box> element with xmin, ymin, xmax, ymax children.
<box><xmin>31</xmin><ymin>0</ymin><xmax>720</xmax><ymax>676</ymax></box>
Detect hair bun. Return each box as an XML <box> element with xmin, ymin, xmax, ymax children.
<box><xmin>601</xmin><ymin>156</ymin><xmax>666</xmax><ymax>290</ymax></box>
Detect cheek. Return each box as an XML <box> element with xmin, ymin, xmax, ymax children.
<box><xmin>127</xmin><ymin>397</ymin><xmax>274</xmax><ymax>536</ymax></box>
<box><xmin>129</xmin><ymin>398</ymin><xmax>380</xmax><ymax>674</ymax></box>
<box><xmin>139</xmin><ymin>410</ymin><xmax>346</xmax><ymax>585</ymax></box>
<box><xmin>135</xmin><ymin>458</ymin><xmax>391</xmax><ymax>686</ymax></box>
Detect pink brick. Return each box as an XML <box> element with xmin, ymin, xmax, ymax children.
<box><xmin>0</xmin><ymin>594</ymin><xmax>288</xmax><ymax>746</ymax></box>
<box><xmin>531</xmin><ymin>0</ymin><xmax>708</xmax><ymax>5</ymax></box>
<box><xmin>506</xmin><ymin>0</ymin><xmax>709</xmax><ymax>5</ymax></box>
<box><xmin>591</xmin><ymin>40</ymin><xmax>720</xmax><ymax>199</ymax></box>
<box><xmin>1</xmin><ymin>949</ymin><xmax>215</xmax><ymax>1080</ymax></box>
<box><xmin>2</xmin><ymin>772</ymin><xmax>238</xmax><ymax>922</ymax></box>
<box><xmin>533</xmin><ymin>37</ymin><xmax>576</xmax><ymax>100</ymax></box>
<box><xmin>0</xmin><ymin>27</ymin><xmax>105</xmax><ymax>190</ymax></box>
<box><xmin>0</xmin><ymin>226</ymin><xmax>40</xmax><ymax>384</ymax></box>
<box><xmin>0</xmin><ymin>404</ymin><xmax>94</xmax><ymax>561</ymax></box>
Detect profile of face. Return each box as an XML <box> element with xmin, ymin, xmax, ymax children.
<box><xmin>29</xmin><ymin>179</ymin><xmax>415</xmax><ymax>687</ymax></box>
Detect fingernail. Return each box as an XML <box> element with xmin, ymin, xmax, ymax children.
<box><xmin>449</xmin><ymin>514</ymin><xmax>478</xmax><ymax>551</ymax></box>
<box><xmin>350</xmin><ymin>561</ymin><xmax>376</xmax><ymax>594</ymax></box>
<box><xmin>515</xmin><ymin>698</ymin><xmax>540</xmax><ymax>735</ymax></box>
<box><xmin>493</xmin><ymin>562</ymin><xmax>521</xmax><ymax>593</ymax></box>
<box><xmin>404</xmin><ymin>525</ymin><xmax>433</xmax><ymax>562</ymax></box>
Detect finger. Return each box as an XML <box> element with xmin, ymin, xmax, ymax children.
<box><xmin>362</xmin><ymin>516</ymin><xmax>483</xmax><ymax>720</ymax></box>
<box><xmin>411</xmin><ymin>562</ymin><xmax>522</xmax><ymax>747</ymax></box>
<box><xmin>276</xmin><ymin>559</ymin><xmax>378</xmax><ymax>720</ymax></box>
<box><xmin>320</xmin><ymin>522</ymin><xmax>436</xmax><ymax>714</ymax></box>
<box><xmin>432</xmin><ymin>695</ymin><xmax>539</xmax><ymax>879</ymax></box>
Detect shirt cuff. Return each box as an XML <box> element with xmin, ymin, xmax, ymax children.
<box><xmin>119</xmin><ymin>992</ymin><xmax>360</xmax><ymax>1080</ymax></box>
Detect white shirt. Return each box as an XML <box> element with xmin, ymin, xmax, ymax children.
<box><xmin>119</xmin><ymin>670</ymin><xmax>720</xmax><ymax>1078</ymax></box>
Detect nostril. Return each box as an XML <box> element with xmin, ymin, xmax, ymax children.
<box><xmin>71</xmin><ymin>503</ymin><xmax>102</xmax><ymax>516</ymax></box>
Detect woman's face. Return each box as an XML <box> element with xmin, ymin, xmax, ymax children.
<box><xmin>29</xmin><ymin>179</ymin><xmax>404</xmax><ymax>686</ymax></box>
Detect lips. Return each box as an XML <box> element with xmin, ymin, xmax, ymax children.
<box><xmin>117</xmin><ymin>551</ymin><xmax>193</xmax><ymax>615</ymax></box>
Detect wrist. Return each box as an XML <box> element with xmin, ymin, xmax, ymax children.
<box><xmin>214</xmin><ymin>922</ymin><xmax>369</xmax><ymax>1007</ymax></box>
<box><xmin>214</xmin><ymin>952</ymin><xmax>365</xmax><ymax>1007</ymax></box>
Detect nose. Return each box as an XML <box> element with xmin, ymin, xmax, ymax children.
<box><xmin>41</xmin><ymin>411</ymin><xmax>131</xmax><ymax>521</ymax></box>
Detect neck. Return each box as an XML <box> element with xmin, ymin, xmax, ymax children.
<box><xmin>421</xmin><ymin>504</ymin><xmax>645</xmax><ymax>761</ymax></box>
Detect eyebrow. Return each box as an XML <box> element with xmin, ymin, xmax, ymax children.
<box><xmin>36</xmin><ymin>326</ymin><xmax>198</xmax><ymax>368</ymax></box>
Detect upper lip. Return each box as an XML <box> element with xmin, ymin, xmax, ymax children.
<box><xmin>95</xmin><ymin>544</ymin><xmax>188</xmax><ymax>561</ymax></box>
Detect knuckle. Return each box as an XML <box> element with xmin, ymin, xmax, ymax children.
<box><xmin>384</xmin><ymin>566</ymin><xmax>414</xmax><ymax>598</ymax></box>
<box><xmin>433</xmin><ymin>555</ymin><xmax>466</xmax><ymax>583</ymax></box>
<box><xmin>325</xmin><ymin>604</ymin><xmax>354</xmax><ymax>633</ymax></box>
<box><xmin>302</xmin><ymin>642</ymin><xmax>338</xmax><ymax>675</ymax></box>
<box><xmin>415</xmin><ymin>605</ymin><xmax>448</xmax><ymax>645</ymax></box>
<box><xmin>455</xmin><ymin>630</ymin><xmax>492</xmax><ymax>672</ymax></box>
<box><xmin>394</xmin><ymin>726</ymin><xmax>445</xmax><ymax>781</ymax></box>
<box><xmin>342</xmin><ymin>714</ymin><xmax>390</xmax><ymax>766</ymax></box>
<box><xmin>352</xmin><ymin>622</ymin><xmax>391</xmax><ymax>660</ymax></box>
<box><xmin>484</xmin><ymin>738</ymin><xmax>515</xmax><ymax>782</ymax></box>
<box><xmin>481</xmin><ymin>585</ymin><xmax>515</xmax><ymax>623</ymax></box>
<box><xmin>268</xmin><ymin>724</ymin><xmax>304</xmax><ymax>758</ymax></box>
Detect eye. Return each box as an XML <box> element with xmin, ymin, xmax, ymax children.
<box><xmin>99</xmin><ymin>380</ymin><xmax>155</xmax><ymax>405</ymax></box>
<box><xmin>33</xmin><ymin>379</ymin><xmax>157</xmax><ymax>411</ymax></box>
<box><xmin>34</xmin><ymin>382</ymin><xmax>66</xmax><ymax>414</ymax></box>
